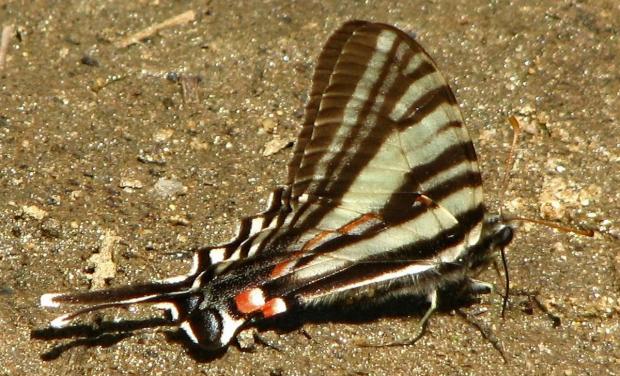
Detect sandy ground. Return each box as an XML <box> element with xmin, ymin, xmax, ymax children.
<box><xmin>1</xmin><ymin>1</ymin><xmax>619</xmax><ymax>375</ymax></box>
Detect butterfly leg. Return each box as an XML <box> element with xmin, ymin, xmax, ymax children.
<box><xmin>236</xmin><ymin>329</ymin><xmax>283</xmax><ymax>352</ymax></box>
<box><xmin>453</xmin><ymin>279</ymin><xmax>510</xmax><ymax>362</ymax></box>
<box><xmin>358</xmin><ymin>290</ymin><xmax>438</xmax><ymax>347</ymax></box>
<box><xmin>387</xmin><ymin>289</ymin><xmax>438</xmax><ymax>346</ymax></box>
<box><xmin>456</xmin><ymin>308</ymin><xmax>508</xmax><ymax>363</ymax></box>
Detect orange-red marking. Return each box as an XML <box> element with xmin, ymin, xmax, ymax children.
<box><xmin>234</xmin><ymin>287</ymin><xmax>265</xmax><ymax>314</ymax></box>
<box><xmin>337</xmin><ymin>213</ymin><xmax>379</xmax><ymax>234</ymax></box>
<box><xmin>302</xmin><ymin>231</ymin><xmax>333</xmax><ymax>251</ymax></box>
<box><xmin>261</xmin><ymin>298</ymin><xmax>287</xmax><ymax>318</ymax></box>
<box><xmin>414</xmin><ymin>194</ymin><xmax>435</xmax><ymax>207</ymax></box>
<box><xmin>270</xmin><ymin>257</ymin><xmax>298</xmax><ymax>278</ymax></box>
<box><xmin>270</xmin><ymin>213</ymin><xmax>382</xmax><ymax>279</ymax></box>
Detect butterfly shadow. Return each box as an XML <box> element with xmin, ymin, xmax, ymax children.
<box><xmin>31</xmin><ymin>284</ymin><xmax>484</xmax><ymax>362</ymax></box>
<box><xmin>31</xmin><ymin>317</ymin><xmax>225</xmax><ymax>362</ymax></box>
<box><xmin>252</xmin><ymin>286</ymin><xmax>484</xmax><ymax>347</ymax></box>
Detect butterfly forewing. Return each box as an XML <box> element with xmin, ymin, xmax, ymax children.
<box><xmin>253</xmin><ymin>22</ymin><xmax>485</xmax><ymax>304</ymax></box>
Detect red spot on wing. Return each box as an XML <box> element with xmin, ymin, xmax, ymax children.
<box><xmin>234</xmin><ymin>287</ymin><xmax>265</xmax><ymax>314</ymax></box>
<box><xmin>236</xmin><ymin>289</ymin><xmax>287</xmax><ymax>318</ymax></box>
<box><xmin>261</xmin><ymin>298</ymin><xmax>287</xmax><ymax>318</ymax></box>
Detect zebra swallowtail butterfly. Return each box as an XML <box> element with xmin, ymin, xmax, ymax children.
<box><xmin>41</xmin><ymin>20</ymin><xmax>518</xmax><ymax>350</ymax></box>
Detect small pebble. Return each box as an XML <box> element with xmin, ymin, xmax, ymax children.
<box><xmin>40</xmin><ymin>218</ymin><xmax>62</xmax><ymax>238</ymax></box>
<box><xmin>22</xmin><ymin>205</ymin><xmax>48</xmax><ymax>220</ymax></box>
<box><xmin>168</xmin><ymin>215</ymin><xmax>190</xmax><ymax>226</ymax></box>
<box><xmin>189</xmin><ymin>137</ymin><xmax>209</xmax><ymax>151</ymax></box>
<box><xmin>165</xmin><ymin>71</ymin><xmax>180</xmax><ymax>82</ymax></box>
<box><xmin>119</xmin><ymin>178</ymin><xmax>143</xmax><ymax>189</ymax></box>
<box><xmin>80</xmin><ymin>55</ymin><xmax>99</xmax><ymax>67</ymax></box>
<box><xmin>153</xmin><ymin>178</ymin><xmax>187</xmax><ymax>198</ymax></box>
<box><xmin>153</xmin><ymin>129</ymin><xmax>174</xmax><ymax>143</ymax></box>
<box><xmin>261</xmin><ymin>118</ymin><xmax>277</xmax><ymax>133</ymax></box>
<box><xmin>263</xmin><ymin>136</ymin><xmax>294</xmax><ymax>156</ymax></box>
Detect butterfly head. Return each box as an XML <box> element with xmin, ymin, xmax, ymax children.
<box><xmin>467</xmin><ymin>214</ymin><xmax>516</xmax><ymax>273</ymax></box>
<box><xmin>485</xmin><ymin>215</ymin><xmax>515</xmax><ymax>250</ymax></box>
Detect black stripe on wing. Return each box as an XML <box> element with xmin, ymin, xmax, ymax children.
<box><xmin>200</xmin><ymin>20</ymin><xmax>488</xmax><ymax>305</ymax></box>
<box><xmin>241</xmin><ymin>21</ymin><xmax>489</xmax><ymax>310</ymax></box>
<box><xmin>190</xmin><ymin>187</ymin><xmax>290</xmax><ymax>273</ymax></box>
<box><xmin>287</xmin><ymin>20</ymin><xmax>369</xmax><ymax>187</ymax></box>
<box><xmin>267</xmin><ymin>21</ymin><xmax>484</xmax><ymax>257</ymax></box>
<box><xmin>258</xmin><ymin>204</ymin><xmax>484</xmax><ymax>306</ymax></box>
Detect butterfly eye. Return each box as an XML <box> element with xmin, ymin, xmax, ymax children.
<box><xmin>183</xmin><ymin>309</ymin><xmax>223</xmax><ymax>349</ymax></box>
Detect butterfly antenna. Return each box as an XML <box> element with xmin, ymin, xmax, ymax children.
<box><xmin>497</xmin><ymin>215</ymin><xmax>593</xmax><ymax>317</ymax></box>
<box><xmin>494</xmin><ymin>115</ymin><xmax>522</xmax><ymax>316</ymax></box>
<box><xmin>505</xmin><ymin>215</ymin><xmax>594</xmax><ymax>237</ymax></box>
<box><xmin>498</xmin><ymin>115</ymin><xmax>522</xmax><ymax>218</ymax></box>
<box><xmin>495</xmin><ymin>116</ymin><xmax>595</xmax><ymax>316</ymax></box>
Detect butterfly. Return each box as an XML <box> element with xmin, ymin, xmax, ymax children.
<box><xmin>41</xmin><ymin>20</ymin><xmax>518</xmax><ymax>350</ymax></box>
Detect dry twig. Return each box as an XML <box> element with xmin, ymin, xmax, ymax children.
<box><xmin>0</xmin><ymin>24</ymin><xmax>15</xmax><ymax>69</ymax></box>
<box><xmin>115</xmin><ymin>10</ymin><xmax>196</xmax><ymax>48</ymax></box>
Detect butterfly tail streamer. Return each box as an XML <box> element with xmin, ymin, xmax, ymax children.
<box><xmin>41</xmin><ymin>279</ymin><xmax>197</xmax><ymax>328</ymax></box>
